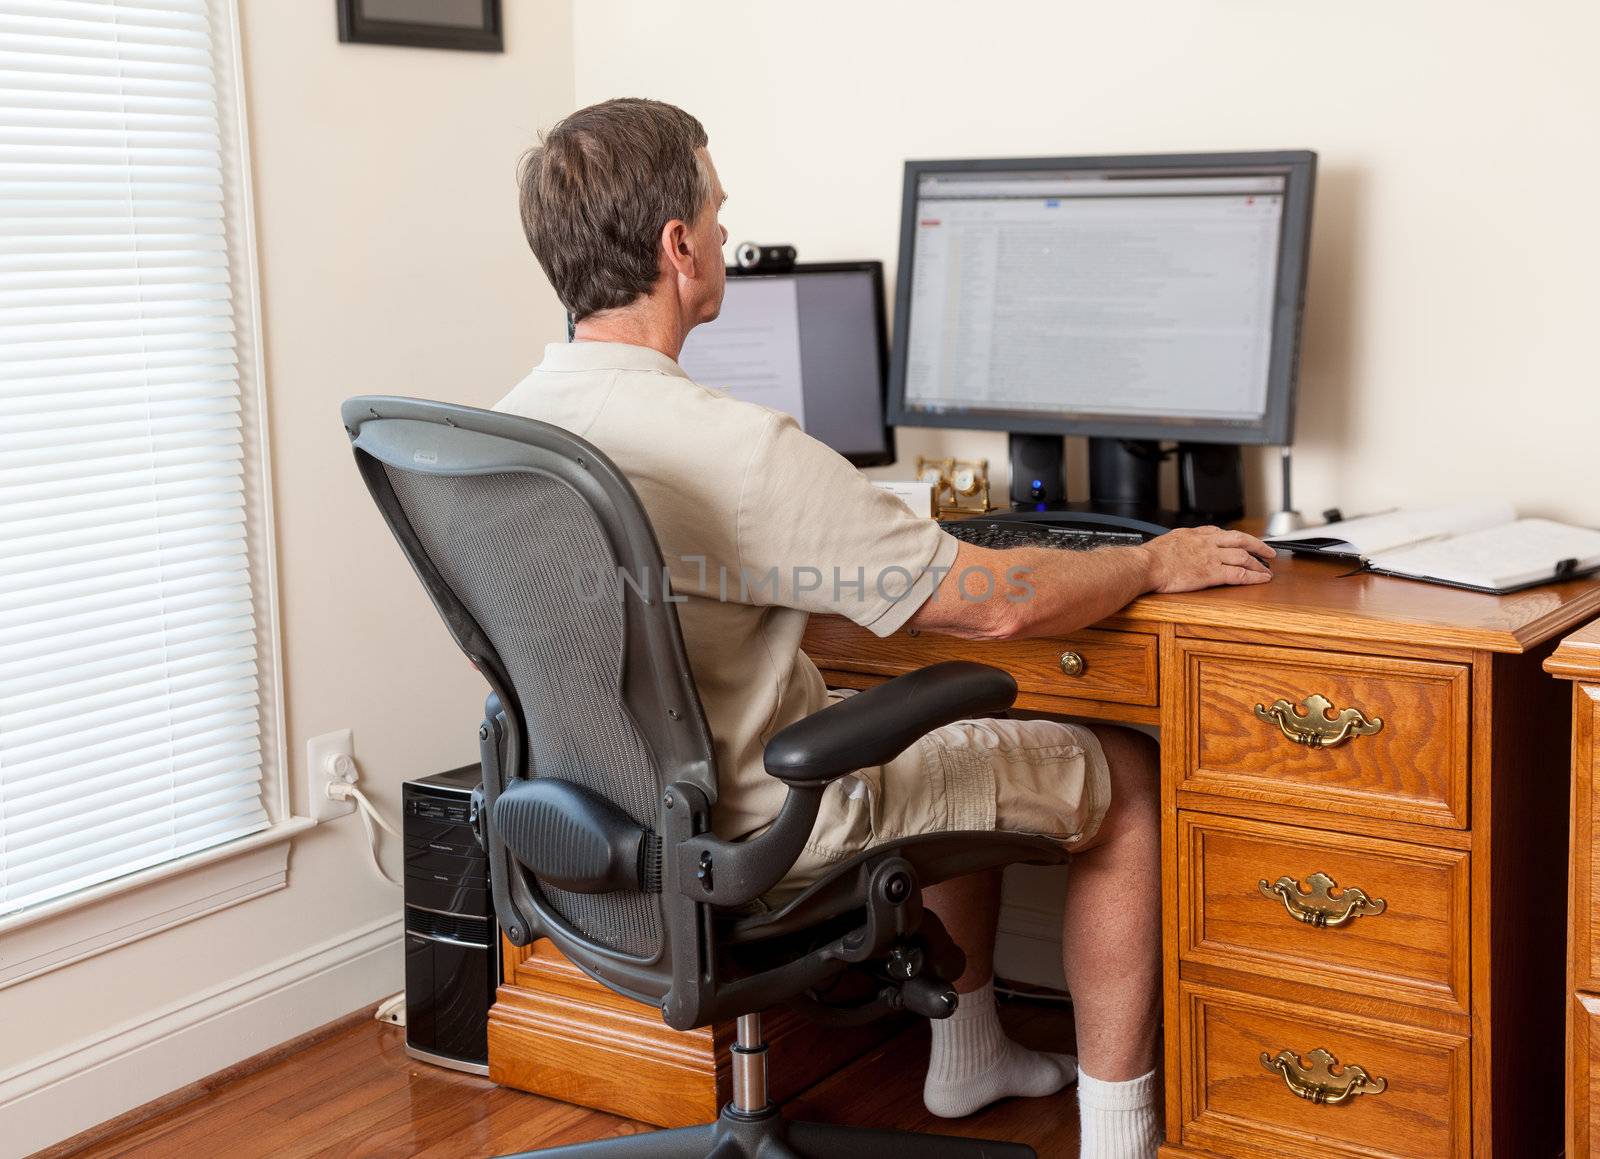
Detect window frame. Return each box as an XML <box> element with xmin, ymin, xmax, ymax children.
<box><xmin>0</xmin><ymin>0</ymin><xmax>299</xmax><ymax>973</ymax></box>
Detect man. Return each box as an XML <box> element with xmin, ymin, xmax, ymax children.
<box><xmin>498</xmin><ymin>98</ymin><xmax>1275</xmax><ymax>1159</ymax></box>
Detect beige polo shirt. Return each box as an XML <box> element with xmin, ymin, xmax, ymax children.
<box><xmin>495</xmin><ymin>341</ymin><xmax>959</xmax><ymax>845</ymax></box>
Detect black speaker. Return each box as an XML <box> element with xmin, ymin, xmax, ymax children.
<box><xmin>1088</xmin><ymin>438</ymin><xmax>1163</xmax><ymax>512</ymax></box>
<box><xmin>1008</xmin><ymin>433</ymin><xmax>1065</xmax><ymax>505</ymax></box>
<box><xmin>1177</xmin><ymin>443</ymin><xmax>1245</xmax><ymax>523</ymax></box>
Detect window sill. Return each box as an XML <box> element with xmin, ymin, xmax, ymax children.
<box><xmin>0</xmin><ymin>816</ymin><xmax>315</xmax><ymax>990</ymax></box>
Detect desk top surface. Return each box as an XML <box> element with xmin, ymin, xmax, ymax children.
<box><xmin>1109</xmin><ymin>553</ymin><xmax>1600</xmax><ymax>654</ymax></box>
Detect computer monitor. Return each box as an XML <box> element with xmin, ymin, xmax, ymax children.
<box><xmin>886</xmin><ymin>151</ymin><xmax>1316</xmax><ymax>448</ymax></box>
<box><xmin>677</xmin><ymin>261</ymin><xmax>894</xmax><ymax>466</ymax></box>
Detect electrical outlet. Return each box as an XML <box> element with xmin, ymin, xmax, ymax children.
<box><xmin>307</xmin><ymin>728</ymin><xmax>356</xmax><ymax>823</ymax></box>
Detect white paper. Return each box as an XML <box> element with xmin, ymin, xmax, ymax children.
<box><xmin>872</xmin><ymin>480</ymin><xmax>935</xmax><ymax>519</ymax></box>
<box><xmin>1269</xmin><ymin>500</ymin><xmax>1517</xmax><ymax>556</ymax></box>
<box><xmin>1372</xmin><ymin>518</ymin><xmax>1600</xmax><ymax>590</ymax></box>
<box><xmin>678</xmin><ymin>278</ymin><xmax>806</xmax><ymax>424</ymax></box>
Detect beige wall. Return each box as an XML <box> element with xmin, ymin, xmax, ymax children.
<box><xmin>573</xmin><ymin>0</ymin><xmax>1600</xmax><ymax>523</ymax></box>
<box><xmin>0</xmin><ymin>0</ymin><xmax>572</xmax><ymax>1139</ymax></box>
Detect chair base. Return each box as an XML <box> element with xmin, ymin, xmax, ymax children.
<box><xmin>496</xmin><ymin>1100</ymin><xmax>1037</xmax><ymax>1158</ymax></box>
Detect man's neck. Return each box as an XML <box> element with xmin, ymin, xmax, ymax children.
<box><xmin>572</xmin><ymin>295</ymin><xmax>689</xmax><ymax>362</ymax></box>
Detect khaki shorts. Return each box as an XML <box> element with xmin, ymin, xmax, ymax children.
<box><xmin>776</xmin><ymin>700</ymin><xmax>1113</xmax><ymax>897</ymax></box>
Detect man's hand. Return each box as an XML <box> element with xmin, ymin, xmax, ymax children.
<box><xmin>1136</xmin><ymin>526</ymin><xmax>1276</xmax><ymax>593</ymax></box>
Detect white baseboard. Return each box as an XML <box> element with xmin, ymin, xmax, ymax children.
<box><xmin>0</xmin><ymin>914</ymin><xmax>403</xmax><ymax>1158</ymax></box>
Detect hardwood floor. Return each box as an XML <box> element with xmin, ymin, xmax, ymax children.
<box><xmin>53</xmin><ymin>1001</ymin><xmax>1080</xmax><ymax>1158</ymax></box>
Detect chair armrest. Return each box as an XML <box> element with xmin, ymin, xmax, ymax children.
<box><xmin>763</xmin><ymin>661</ymin><xmax>1018</xmax><ymax>787</ymax></box>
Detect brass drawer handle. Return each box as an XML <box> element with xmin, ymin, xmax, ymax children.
<box><xmin>1253</xmin><ymin>693</ymin><xmax>1383</xmax><ymax>748</ymax></box>
<box><xmin>1058</xmin><ymin>650</ymin><xmax>1086</xmax><ymax>677</ymax></box>
<box><xmin>1259</xmin><ymin>872</ymin><xmax>1386</xmax><ymax>928</ymax></box>
<box><xmin>1261</xmin><ymin>1047</ymin><xmax>1387</xmax><ymax>1105</ymax></box>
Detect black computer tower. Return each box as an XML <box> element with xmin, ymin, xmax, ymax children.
<box><xmin>402</xmin><ymin>764</ymin><xmax>499</xmax><ymax>1075</ymax></box>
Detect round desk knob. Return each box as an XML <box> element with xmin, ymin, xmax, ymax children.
<box><xmin>1058</xmin><ymin>651</ymin><xmax>1086</xmax><ymax>677</ymax></box>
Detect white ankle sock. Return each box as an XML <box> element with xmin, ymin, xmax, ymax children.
<box><xmin>922</xmin><ymin>981</ymin><xmax>1077</xmax><ymax>1119</ymax></box>
<box><xmin>1077</xmin><ymin>1068</ymin><xmax>1160</xmax><ymax>1159</ymax></box>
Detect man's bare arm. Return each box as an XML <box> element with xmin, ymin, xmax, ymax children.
<box><xmin>907</xmin><ymin>526</ymin><xmax>1276</xmax><ymax>641</ymax></box>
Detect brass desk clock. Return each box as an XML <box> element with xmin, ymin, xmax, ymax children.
<box><xmin>916</xmin><ymin>456</ymin><xmax>993</xmax><ymax>517</ymax></box>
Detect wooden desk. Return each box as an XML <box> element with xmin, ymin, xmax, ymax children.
<box><xmin>1546</xmin><ymin>620</ymin><xmax>1600</xmax><ymax>1156</ymax></box>
<box><xmin>492</xmin><ymin>555</ymin><xmax>1600</xmax><ymax>1155</ymax></box>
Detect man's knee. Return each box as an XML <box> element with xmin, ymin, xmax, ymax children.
<box><xmin>1088</xmin><ymin>725</ymin><xmax>1160</xmax><ymax>839</ymax></box>
<box><xmin>1094</xmin><ymin>725</ymin><xmax>1158</xmax><ymax>787</ymax></box>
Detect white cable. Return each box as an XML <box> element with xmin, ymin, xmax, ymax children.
<box><xmin>328</xmin><ymin>779</ymin><xmax>402</xmax><ymax>886</ymax></box>
<box><xmin>355</xmin><ymin>800</ymin><xmax>402</xmax><ymax>886</ymax></box>
<box><xmin>350</xmin><ymin>786</ymin><xmax>402</xmax><ymax>838</ymax></box>
<box><xmin>375</xmin><ymin>991</ymin><xmax>407</xmax><ymax>1026</ymax></box>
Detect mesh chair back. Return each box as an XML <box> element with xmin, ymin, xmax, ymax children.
<box><xmin>344</xmin><ymin>398</ymin><xmax>716</xmax><ymax>982</ymax></box>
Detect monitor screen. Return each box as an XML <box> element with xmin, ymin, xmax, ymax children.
<box><xmin>678</xmin><ymin>262</ymin><xmax>893</xmax><ymax>465</ymax></box>
<box><xmin>887</xmin><ymin>152</ymin><xmax>1315</xmax><ymax>445</ymax></box>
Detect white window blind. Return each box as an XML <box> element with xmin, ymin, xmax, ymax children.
<box><xmin>0</xmin><ymin>0</ymin><xmax>269</xmax><ymax>918</ymax></box>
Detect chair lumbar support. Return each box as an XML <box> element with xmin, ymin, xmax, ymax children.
<box><xmin>493</xmin><ymin>778</ymin><xmax>660</xmax><ymax>894</ymax></box>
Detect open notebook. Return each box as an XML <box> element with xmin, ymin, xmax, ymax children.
<box><xmin>1266</xmin><ymin>501</ymin><xmax>1600</xmax><ymax>594</ymax></box>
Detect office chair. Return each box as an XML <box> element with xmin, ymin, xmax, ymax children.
<box><xmin>344</xmin><ymin>396</ymin><xmax>1070</xmax><ymax>1157</ymax></box>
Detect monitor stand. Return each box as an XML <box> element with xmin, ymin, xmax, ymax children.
<box><xmin>992</xmin><ymin>436</ymin><xmax>1246</xmax><ymax>534</ymax></box>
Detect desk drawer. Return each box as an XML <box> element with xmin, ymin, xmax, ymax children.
<box><xmin>1178</xmin><ymin>814</ymin><xmax>1469</xmax><ymax>1014</ymax></box>
<box><xmin>804</xmin><ymin>618</ymin><xmax>1157</xmax><ymax>707</ymax></box>
<box><xmin>1178</xmin><ymin>983</ymin><xmax>1469</xmax><ymax>1158</ymax></box>
<box><xmin>1176</xmin><ymin>639</ymin><xmax>1470</xmax><ymax>829</ymax></box>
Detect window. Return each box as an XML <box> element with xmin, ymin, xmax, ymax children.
<box><xmin>0</xmin><ymin>0</ymin><xmax>283</xmax><ymax>921</ymax></box>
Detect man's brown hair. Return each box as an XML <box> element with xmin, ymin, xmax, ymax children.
<box><xmin>518</xmin><ymin>98</ymin><xmax>711</xmax><ymax>321</ymax></box>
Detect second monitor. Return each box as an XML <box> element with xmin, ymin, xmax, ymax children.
<box><xmin>678</xmin><ymin>261</ymin><xmax>894</xmax><ymax>467</ymax></box>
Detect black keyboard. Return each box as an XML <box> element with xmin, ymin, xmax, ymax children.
<box><xmin>941</xmin><ymin>518</ymin><xmax>1149</xmax><ymax>552</ymax></box>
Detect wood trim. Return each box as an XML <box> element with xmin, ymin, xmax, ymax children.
<box><xmin>1172</xmin><ymin>793</ymin><xmax>1474</xmax><ymax>851</ymax></box>
<box><xmin>1574</xmin><ymin>992</ymin><xmax>1600</xmax><ymax>1159</ymax></box>
<box><xmin>1173</xmin><ymin>622</ymin><xmax>1478</xmax><ymax>665</ymax></box>
<box><xmin>1548</xmin><ymin>619</ymin><xmax>1600</xmax><ymax>682</ymax></box>
<box><xmin>1159</xmin><ymin>622</ymin><xmax>1187</xmax><ymax>1141</ymax></box>
<box><xmin>27</xmin><ymin>1005</ymin><xmax>378</xmax><ymax>1159</ymax></box>
<box><xmin>1571</xmin><ymin>682</ymin><xmax>1600</xmax><ymax>1156</ymax></box>
<box><xmin>1174</xmin><ymin>958</ymin><xmax>1469</xmax><ymax>1038</ymax></box>
<box><xmin>1573</xmin><ymin>686</ymin><xmax>1600</xmax><ymax>994</ymax></box>
<box><xmin>489</xmin><ymin>939</ymin><xmax>903</xmax><ymax>1128</ymax></box>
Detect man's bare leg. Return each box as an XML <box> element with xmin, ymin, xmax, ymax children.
<box><xmin>1068</xmin><ymin>724</ymin><xmax>1162</xmax><ymax>1156</ymax></box>
<box><xmin>922</xmin><ymin>868</ymin><xmax>1001</xmax><ymax>993</ymax></box>
<box><xmin>921</xmin><ymin>725</ymin><xmax>1161</xmax><ymax>1072</ymax></box>
<box><xmin>920</xmin><ymin>865</ymin><xmax>1078</xmax><ymax>1117</ymax></box>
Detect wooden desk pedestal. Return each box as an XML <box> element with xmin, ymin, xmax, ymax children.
<box><xmin>488</xmin><ymin>939</ymin><xmax>900</xmax><ymax>1128</ymax></box>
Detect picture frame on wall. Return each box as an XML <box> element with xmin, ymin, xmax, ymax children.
<box><xmin>336</xmin><ymin>0</ymin><xmax>503</xmax><ymax>53</ymax></box>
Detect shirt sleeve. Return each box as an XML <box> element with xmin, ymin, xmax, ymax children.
<box><xmin>735</xmin><ymin>412</ymin><xmax>959</xmax><ymax>637</ymax></box>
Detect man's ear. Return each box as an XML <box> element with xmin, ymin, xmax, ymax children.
<box><xmin>660</xmin><ymin>217</ymin><xmax>699</xmax><ymax>282</ymax></box>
